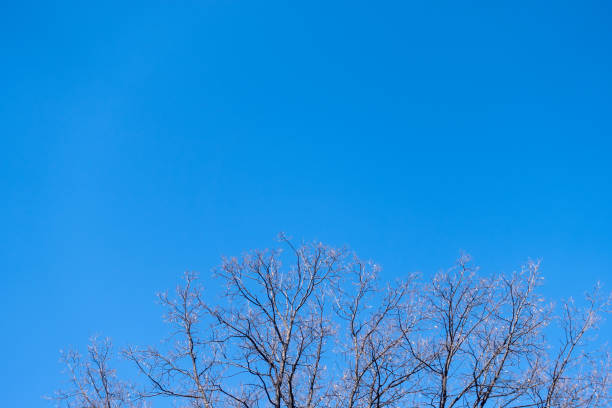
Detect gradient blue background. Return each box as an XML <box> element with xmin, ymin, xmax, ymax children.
<box><xmin>1</xmin><ymin>1</ymin><xmax>611</xmax><ymax>406</ymax></box>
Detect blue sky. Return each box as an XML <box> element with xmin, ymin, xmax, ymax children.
<box><xmin>1</xmin><ymin>1</ymin><xmax>611</xmax><ymax>406</ymax></box>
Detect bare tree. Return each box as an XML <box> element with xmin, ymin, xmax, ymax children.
<box><xmin>417</xmin><ymin>257</ymin><xmax>549</xmax><ymax>408</ymax></box>
<box><xmin>50</xmin><ymin>337</ymin><xmax>144</xmax><ymax>408</ymax></box>
<box><xmin>53</xmin><ymin>238</ymin><xmax>611</xmax><ymax>408</ymax></box>
<box><xmin>330</xmin><ymin>259</ymin><xmax>427</xmax><ymax>408</ymax></box>
<box><xmin>207</xmin><ymin>237</ymin><xmax>343</xmax><ymax>408</ymax></box>
<box><xmin>529</xmin><ymin>284</ymin><xmax>612</xmax><ymax>408</ymax></box>
<box><xmin>124</xmin><ymin>272</ymin><xmax>221</xmax><ymax>407</ymax></box>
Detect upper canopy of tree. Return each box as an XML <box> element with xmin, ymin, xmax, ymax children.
<box><xmin>51</xmin><ymin>237</ymin><xmax>611</xmax><ymax>408</ymax></box>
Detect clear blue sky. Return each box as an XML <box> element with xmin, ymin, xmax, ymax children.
<box><xmin>1</xmin><ymin>1</ymin><xmax>611</xmax><ymax>406</ymax></box>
